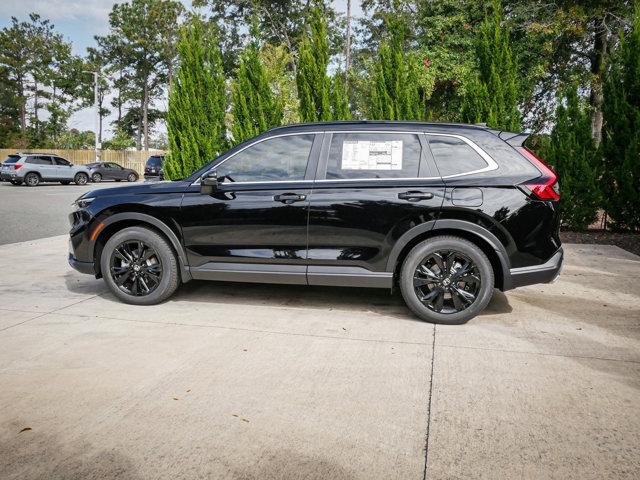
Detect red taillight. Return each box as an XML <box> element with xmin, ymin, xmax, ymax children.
<box><xmin>13</xmin><ymin>164</ymin><xmax>23</xmax><ymax>170</ymax></box>
<box><xmin>517</xmin><ymin>147</ymin><xmax>560</xmax><ymax>201</ymax></box>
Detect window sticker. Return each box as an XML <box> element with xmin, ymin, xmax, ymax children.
<box><xmin>341</xmin><ymin>140</ymin><xmax>403</xmax><ymax>170</ymax></box>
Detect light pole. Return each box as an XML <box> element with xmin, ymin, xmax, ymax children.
<box><xmin>83</xmin><ymin>70</ymin><xmax>100</xmax><ymax>162</ymax></box>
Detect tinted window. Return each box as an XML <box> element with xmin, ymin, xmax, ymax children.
<box><xmin>3</xmin><ymin>155</ymin><xmax>20</xmax><ymax>164</ymax></box>
<box><xmin>146</xmin><ymin>156</ymin><xmax>163</xmax><ymax>167</ymax></box>
<box><xmin>109</xmin><ymin>163</ymin><xmax>122</xmax><ymax>169</ymax></box>
<box><xmin>428</xmin><ymin>135</ymin><xmax>488</xmax><ymax>177</ymax></box>
<box><xmin>216</xmin><ymin>134</ymin><xmax>314</xmax><ymax>182</ymax></box>
<box><xmin>54</xmin><ymin>157</ymin><xmax>71</xmax><ymax>166</ymax></box>
<box><xmin>86</xmin><ymin>163</ymin><xmax>99</xmax><ymax>168</ymax></box>
<box><xmin>26</xmin><ymin>156</ymin><xmax>53</xmax><ymax>165</ymax></box>
<box><xmin>326</xmin><ymin>133</ymin><xmax>421</xmax><ymax>179</ymax></box>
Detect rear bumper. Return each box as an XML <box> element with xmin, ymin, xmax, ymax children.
<box><xmin>507</xmin><ymin>247</ymin><xmax>563</xmax><ymax>290</ymax></box>
<box><xmin>68</xmin><ymin>253</ymin><xmax>95</xmax><ymax>275</ymax></box>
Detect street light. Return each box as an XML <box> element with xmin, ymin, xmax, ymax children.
<box><xmin>83</xmin><ymin>70</ymin><xmax>100</xmax><ymax>162</ymax></box>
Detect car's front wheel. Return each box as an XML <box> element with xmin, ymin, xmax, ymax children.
<box><xmin>74</xmin><ymin>172</ymin><xmax>89</xmax><ymax>185</ymax></box>
<box><xmin>92</xmin><ymin>173</ymin><xmax>102</xmax><ymax>183</ymax></box>
<box><xmin>100</xmin><ymin>226</ymin><xmax>180</xmax><ymax>305</ymax></box>
<box><xmin>399</xmin><ymin>236</ymin><xmax>494</xmax><ymax>324</ymax></box>
<box><xmin>127</xmin><ymin>173</ymin><xmax>137</xmax><ymax>182</ymax></box>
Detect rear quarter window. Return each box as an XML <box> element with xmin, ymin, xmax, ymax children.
<box><xmin>428</xmin><ymin>135</ymin><xmax>489</xmax><ymax>177</ymax></box>
<box><xmin>3</xmin><ymin>155</ymin><xmax>20</xmax><ymax>164</ymax></box>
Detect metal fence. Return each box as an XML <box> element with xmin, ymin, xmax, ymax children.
<box><xmin>0</xmin><ymin>149</ymin><xmax>166</xmax><ymax>175</ymax></box>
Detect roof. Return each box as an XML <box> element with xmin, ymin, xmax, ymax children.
<box><xmin>268</xmin><ymin>120</ymin><xmax>493</xmax><ymax>132</ymax></box>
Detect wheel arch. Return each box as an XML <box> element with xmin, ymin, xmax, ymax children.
<box><xmin>387</xmin><ymin>219</ymin><xmax>511</xmax><ymax>291</ymax></box>
<box><xmin>92</xmin><ymin>212</ymin><xmax>191</xmax><ymax>282</ymax></box>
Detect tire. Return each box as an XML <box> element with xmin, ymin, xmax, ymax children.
<box><xmin>115</xmin><ymin>179</ymin><xmax>121</xmax><ymax>182</ymax></box>
<box><xmin>74</xmin><ymin>172</ymin><xmax>89</xmax><ymax>186</ymax></box>
<box><xmin>24</xmin><ymin>172</ymin><xmax>40</xmax><ymax>187</ymax></box>
<box><xmin>60</xmin><ymin>181</ymin><xmax>70</xmax><ymax>185</ymax></box>
<box><xmin>127</xmin><ymin>173</ymin><xmax>137</xmax><ymax>182</ymax></box>
<box><xmin>100</xmin><ymin>226</ymin><xmax>180</xmax><ymax>305</ymax></box>
<box><xmin>92</xmin><ymin>173</ymin><xmax>102</xmax><ymax>183</ymax></box>
<box><xmin>10</xmin><ymin>180</ymin><xmax>22</xmax><ymax>186</ymax></box>
<box><xmin>399</xmin><ymin>236</ymin><xmax>494</xmax><ymax>325</ymax></box>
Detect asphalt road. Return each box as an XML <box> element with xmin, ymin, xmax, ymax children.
<box><xmin>1</xmin><ymin>237</ymin><xmax>639</xmax><ymax>479</ymax></box>
<box><xmin>0</xmin><ymin>181</ymin><xmax>138</xmax><ymax>245</ymax></box>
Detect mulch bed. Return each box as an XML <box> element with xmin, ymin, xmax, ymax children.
<box><xmin>561</xmin><ymin>231</ymin><xmax>640</xmax><ymax>257</ymax></box>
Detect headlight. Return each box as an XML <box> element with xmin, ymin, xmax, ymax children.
<box><xmin>73</xmin><ymin>196</ymin><xmax>95</xmax><ymax>210</ymax></box>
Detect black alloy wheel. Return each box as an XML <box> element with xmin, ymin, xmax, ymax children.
<box><xmin>413</xmin><ymin>250</ymin><xmax>481</xmax><ymax>314</ymax></box>
<box><xmin>109</xmin><ymin>240</ymin><xmax>163</xmax><ymax>297</ymax></box>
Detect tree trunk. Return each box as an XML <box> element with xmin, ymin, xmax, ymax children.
<box><xmin>143</xmin><ymin>75</ymin><xmax>149</xmax><ymax>151</ymax></box>
<box><xmin>590</xmin><ymin>20</ymin><xmax>607</xmax><ymax>146</ymax></box>
<box><xmin>344</xmin><ymin>0</ymin><xmax>352</xmax><ymax>84</ymax></box>
<box><xmin>117</xmin><ymin>69</ymin><xmax>123</xmax><ymax>126</ymax></box>
<box><xmin>18</xmin><ymin>77</ymin><xmax>26</xmax><ymax>144</ymax></box>
<box><xmin>34</xmin><ymin>78</ymin><xmax>39</xmax><ymax>136</ymax></box>
<box><xmin>136</xmin><ymin>99</ymin><xmax>143</xmax><ymax>151</ymax></box>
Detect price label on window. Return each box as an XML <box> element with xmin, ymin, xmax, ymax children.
<box><xmin>341</xmin><ymin>140</ymin><xmax>403</xmax><ymax>170</ymax></box>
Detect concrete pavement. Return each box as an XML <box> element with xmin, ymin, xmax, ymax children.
<box><xmin>0</xmin><ymin>237</ymin><xmax>639</xmax><ymax>479</ymax></box>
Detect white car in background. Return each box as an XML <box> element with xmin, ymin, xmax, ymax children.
<box><xmin>1</xmin><ymin>153</ymin><xmax>91</xmax><ymax>186</ymax></box>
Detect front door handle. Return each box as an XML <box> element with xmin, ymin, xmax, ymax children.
<box><xmin>398</xmin><ymin>191</ymin><xmax>434</xmax><ymax>201</ymax></box>
<box><xmin>274</xmin><ymin>193</ymin><xmax>307</xmax><ymax>204</ymax></box>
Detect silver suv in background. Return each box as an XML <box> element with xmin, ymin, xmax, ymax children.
<box><xmin>1</xmin><ymin>153</ymin><xmax>91</xmax><ymax>186</ymax></box>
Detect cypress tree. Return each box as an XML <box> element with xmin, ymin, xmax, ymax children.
<box><xmin>370</xmin><ymin>16</ymin><xmax>424</xmax><ymax>120</ymax></box>
<box><xmin>331</xmin><ymin>69</ymin><xmax>350</xmax><ymax>120</ymax></box>
<box><xmin>164</xmin><ymin>20</ymin><xmax>226</xmax><ymax>180</ymax></box>
<box><xmin>602</xmin><ymin>7</ymin><xmax>640</xmax><ymax>231</ymax></box>
<box><xmin>461</xmin><ymin>0</ymin><xmax>520</xmax><ymax>131</ymax></box>
<box><xmin>296</xmin><ymin>6</ymin><xmax>332</xmax><ymax>123</ymax></box>
<box><xmin>231</xmin><ymin>26</ymin><xmax>283</xmax><ymax>145</ymax></box>
<box><xmin>547</xmin><ymin>85</ymin><xmax>600</xmax><ymax>230</ymax></box>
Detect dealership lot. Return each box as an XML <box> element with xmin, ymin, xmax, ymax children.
<box><xmin>0</xmin><ymin>190</ymin><xmax>639</xmax><ymax>479</ymax></box>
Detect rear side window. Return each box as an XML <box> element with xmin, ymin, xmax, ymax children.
<box><xmin>3</xmin><ymin>155</ymin><xmax>20</xmax><ymax>164</ymax></box>
<box><xmin>26</xmin><ymin>156</ymin><xmax>53</xmax><ymax>165</ymax></box>
<box><xmin>54</xmin><ymin>157</ymin><xmax>71</xmax><ymax>166</ymax></box>
<box><xmin>428</xmin><ymin>135</ymin><xmax>489</xmax><ymax>177</ymax></box>
<box><xmin>326</xmin><ymin>133</ymin><xmax>421</xmax><ymax>179</ymax></box>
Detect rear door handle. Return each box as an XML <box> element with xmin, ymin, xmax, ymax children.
<box><xmin>398</xmin><ymin>191</ymin><xmax>434</xmax><ymax>201</ymax></box>
<box><xmin>273</xmin><ymin>193</ymin><xmax>307</xmax><ymax>204</ymax></box>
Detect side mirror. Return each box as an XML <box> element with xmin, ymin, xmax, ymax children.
<box><xmin>200</xmin><ymin>169</ymin><xmax>219</xmax><ymax>195</ymax></box>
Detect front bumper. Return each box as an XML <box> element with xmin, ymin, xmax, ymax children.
<box><xmin>68</xmin><ymin>253</ymin><xmax>95</xmax><ymax>275</ymax></box>
<box><xmin>508</xmin><ymin>247</ymin><xmax>564</xmax><ymax>289</ymax></box>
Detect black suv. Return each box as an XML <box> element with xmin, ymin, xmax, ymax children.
<box><xmin>68</xmin><ymin>121</ymin><xmax>562</xmax><ymax>324</ymax></box>
<box><xmin>144</xmin><ymin>155</ymin><xmax>165</xmax><ymax>181</ymax></box>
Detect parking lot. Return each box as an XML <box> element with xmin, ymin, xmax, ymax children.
<box><xmin>1</xmin><ymin>185</ymin><xmax>639</xmax><ymax>479</ymax></box>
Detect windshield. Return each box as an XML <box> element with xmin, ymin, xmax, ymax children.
<box><xmin>3</xmin><ymin>155</ymin><xmax>20</xmax><ymax>164</ymax></box>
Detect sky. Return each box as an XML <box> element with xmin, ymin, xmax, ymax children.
<box><xmin>0</xmin><ymin>0</ymin><xmax>364</xmax><ymax>139</ymax></box>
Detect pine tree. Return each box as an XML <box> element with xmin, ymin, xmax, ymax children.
<box><xmin>231</xmin><ymin>26</ymin><xmax>283</xmax><ymax>145</ymax></box>
<box><xmin>370</xmin><ymin>16</ymin><xmax>424</xmax><ymax>121</ymax></box>
<box><xmin>461</xmin><ymin>0</ymin><xmax>520</xmax><ymax>131</ymax></box>
<box><xmin>296</xmin><ymin>6</ymin><xmax>332</xmax><ymax>123</ymax></box>
<box><xmin>331</xmin><ymin>69</ymin><xmax>350</xmax><ymax>120</ymax></box>
<box><xmin>547</xmin><ymin>85</ymin><xmax>600</xmax><ymax>230</ymax></box>
<box><xmin>164</xmin><ymin>20</ymin><xmax>226</xmax><ymax>180</ymax></box>
<box><xmin>601</xmin><ymin>7</ymin><xmax>640</xmax><ymax>231</ymax></box>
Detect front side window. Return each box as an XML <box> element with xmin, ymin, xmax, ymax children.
<box><xmin>110</xmin><ymin>163</ymin><xmax>122</xmax><ymax>169</ymax></box>
<box><xmin>325</xmin><ymin>133</ymin><xmax>421</xmax><ymax>179</ymax></box>
<box><xmin>54</xmin><ymin>157</ymin><xmax>71</xmax><ymax>166</ymax></box>
<box><xmin>216</xmin><ymin>134</ymin><xmax>314</xmax><ymax>183</ymax></box>
<box><xmin>428</xmin><ymin>135</ymin><xmax>489</xmax><ymax>177</ymax></box>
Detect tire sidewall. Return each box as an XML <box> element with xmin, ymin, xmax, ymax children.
<box><xmin>100</xmin><ymin>227</ymin><xmax>178</xmax><ymax>305</ymax></box>
<box><xmin>25</xmin><ymin>173</ymin><xmax>39</xmax><ymax>187</ymax></box>
<box><xmin>400</xmin><ymin>237</ymin><xmax>494</xmax><ymax>324</ymax></box>
<box><xmin>92</xmin><ymin>173</ymin><xmax>102</xmax><ymax>183</ymax></box>
<box><xmin>128</xmin><ymin>173</ymin><xmax>137</xmax><ymax>182</ymax></box>
<box><xmin>75</xmin><ymin>173</ymin><xmax>88</xmax><ymax>185</ymax></box>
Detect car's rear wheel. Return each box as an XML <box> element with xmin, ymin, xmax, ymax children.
<box><xmin>127</xmin><ymin>173</ymin><xmax>137</xmax><ymax>182</ymax></box>
<box><xmin>101</xmin><ymin>226</ymin><xmax>180</xmax><ymax>305</ymax></box>
<box><xmin>399</xmin><ymin>236</ymin><xmax>494</xmax><ymax>324</ymax></box>
<box><xmin>92</xmin><ymin>173</ymin><xmax>102</xmax><ymax>183</ymax></box>
<box><xmin>74</xmin><ymin>172</ymin><xmax>89</xmax><ymax>185</ymax></box>
<box><xmin>24</xmin><ymin>172</ymin><xmax>40</xmax><ymax>187</ymax></box>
